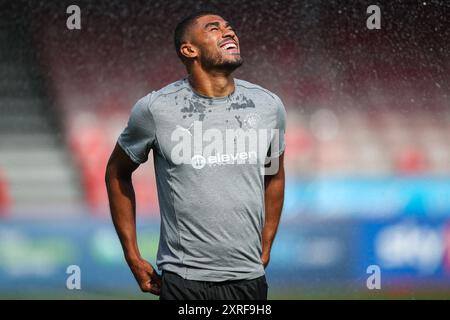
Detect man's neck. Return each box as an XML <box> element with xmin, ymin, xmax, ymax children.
<box><xmin>188</xmin><ymin>69</ymin><xmax>235</xmax><ymax>98</ymax></box>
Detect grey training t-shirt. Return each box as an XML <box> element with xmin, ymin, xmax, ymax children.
<box><xmin>117</xmin><ymin>78</ymin><xmax>286</xmax><ymax>281</ymax></box>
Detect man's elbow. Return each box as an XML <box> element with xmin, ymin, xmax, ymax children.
<box><xmin>105</xmin><ymin>162</ymin><xmax>114</xmax><ymax>187</ymax></box>
<box><xmin>105</xmin><ymin>160</ymin><xmax>133</xmax><ymax>187</ymax></box>
<box><xmin>105</xmin><ymin>157</ymin><xmax>120</xmax><ymax>186</ymax></box>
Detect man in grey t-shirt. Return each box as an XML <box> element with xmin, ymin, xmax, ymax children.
<box><xmin>106</xmin><ymin>11</ymin><xmax>286</xmax><ymax>300</ymax></box>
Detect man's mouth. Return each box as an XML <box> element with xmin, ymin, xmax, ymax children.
<box><xmin>219</xmin><ymin>40</ymin><xmax>239</xmax><ymax>54</ymax></box>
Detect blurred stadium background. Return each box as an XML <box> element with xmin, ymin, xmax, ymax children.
<box><xmin>0</xmin><ymin>0</ymin><xmax>449</xmax><ymax>299</ymax></box>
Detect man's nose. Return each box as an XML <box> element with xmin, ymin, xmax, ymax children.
<box><xmin>222</xmin><ymin>27</ymin><xmax>236</xmax><ymax>39</ymax></box>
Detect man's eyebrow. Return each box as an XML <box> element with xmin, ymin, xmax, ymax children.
<box><xmin>204</xmin><ymin>21</ymin><xmax>220</xmax><ymax>29</ymax></box>
<box><xmin>204</xmin><ymin>21</ymin><xmax>232</xmax><ymax>29</ymax></box>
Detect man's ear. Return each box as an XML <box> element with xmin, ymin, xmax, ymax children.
<box><xmin>180</xmin><ymin>43</ymin><xmax>198</xmax><ymax>60</ymax></box>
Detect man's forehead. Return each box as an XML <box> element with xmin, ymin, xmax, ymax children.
<box><xmin>195</xmin><ymin>15</ymin><xmax>228</xmax><ymax>28</ymax></box>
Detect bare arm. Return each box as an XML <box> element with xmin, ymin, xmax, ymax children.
<box><xmin>105</xmin><ymin>143</ymin><xmax>161</xmax><ymax>295</ymax></box>
<box><xmin>262</xmin><ymin>152</ymin><xmax>285</xmax><ymax>268</ymax></box>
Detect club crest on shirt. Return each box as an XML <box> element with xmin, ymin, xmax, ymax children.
<box><xmin>243</xmin><ymin>113</ymin><xmax>262</xmax><ymax>129</ymax></box>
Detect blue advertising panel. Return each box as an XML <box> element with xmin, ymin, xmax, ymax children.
<box><xmin>2</xmin><ymin>217</ymin><xmax>449</xmax><ymax>295</ymax></box>
<box><xmin>266</xmin><ymin>221</ymin><xmax>357</xmax><ymax>287</ymax></box>
<box><xmin>0</xmin><ymin>220</ymin><xmax>160</xmax><ymax>292</ymax></box>
<box><xmin>356</xmin><ymin>219</ymin><xmax>450</xmax><ymax>285</ymax></box>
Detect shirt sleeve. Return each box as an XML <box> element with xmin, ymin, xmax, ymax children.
<box><xmin>267</xmin><ymin>94</ymin><xmax>287</xmax><ymax>159</ymax></box>
<box><xmin>117</xmin><ymin>93</ymin><xmax>156</xmax><ymax>164</ymax></box>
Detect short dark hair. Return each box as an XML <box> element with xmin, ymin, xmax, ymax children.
<box><xmin>174</xmin><ymin>11</ymin><xmax>221</xmax><ymax>62</ymax></box>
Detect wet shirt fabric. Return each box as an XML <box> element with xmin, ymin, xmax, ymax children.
<box><xmin>117</xmin><ymin>78</ymin><xmax>286</xmax><ymax>281</ymax></box>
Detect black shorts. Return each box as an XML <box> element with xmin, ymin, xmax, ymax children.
<box><xmin>159</xmin><ymin>270</ymin><xmax>268</xmax><ymax>300</ymax></box>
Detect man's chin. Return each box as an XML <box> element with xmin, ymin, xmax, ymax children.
<box><xmin>217</xmin><ymin>58</ymin><xmax>243</xmax><ymax>72</ymax></box>
<box><xmin>201</xmin><ymin>54</ymin><xmax>243</xmax><ymax>72</ymax></box>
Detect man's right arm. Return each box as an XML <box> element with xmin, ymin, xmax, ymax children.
<box><xmin>105</xmin><ymin>143</ymin><xmax>161</xmax><ymax>295</ymax></box>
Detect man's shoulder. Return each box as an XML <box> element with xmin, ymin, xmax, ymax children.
<box><xmin>235</xmin><ymin>79</ymin><xmax>281</xmax><ymax>103</ymax></box>
<box><xmin>155</xmin><ymin>78</ymin><xmax>190</xmax><ymax>96</ymax></box>
<box><xmin>140</xmin><ymin>78</ymin><xmax>189</xmax><ymax>110</ymax></box>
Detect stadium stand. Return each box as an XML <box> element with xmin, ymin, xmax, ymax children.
<box><xmin>0</xmin><ymin>18</ymin><xmax>84</xmax><ymax>215</ymax></box>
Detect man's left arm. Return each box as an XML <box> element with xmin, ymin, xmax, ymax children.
<box><xmin>262</xmin><ymin>152</ymin><xmax>285</xmax><ymax>268</ymax></box>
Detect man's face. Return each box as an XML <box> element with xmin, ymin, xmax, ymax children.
<box><xmin>186</xmin><ymin>15</ymin><xmax>243</xmax><ymax>71</ymax></box>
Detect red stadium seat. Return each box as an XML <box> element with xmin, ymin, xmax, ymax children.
<box><xmin>0</xmin><ymin>168</ymin><xmax>11</xmax><ymax>215</ymax></box>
